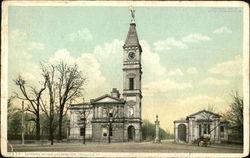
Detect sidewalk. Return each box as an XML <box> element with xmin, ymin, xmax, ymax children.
<box><xmin>210</xmin><ymin>143</ymin><xmax>243</xmax><ymax>150</ymax></box>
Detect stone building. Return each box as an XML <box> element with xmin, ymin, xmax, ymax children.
<box><xmin>174</xmin><ymin>110</ymin><xmax>228</xmax><ymax>144</ymax></box>
<box><xmin>68</xmin><ymin>11</ymin><xmax>142</xmax><ymax>142</ymax></box>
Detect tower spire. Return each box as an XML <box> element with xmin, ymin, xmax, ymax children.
<box><xmin>124</xmin><ymin>7</ymin><xmax>141</xmax><ymax>49</ymax></box>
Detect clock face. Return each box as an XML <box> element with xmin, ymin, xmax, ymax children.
<box><xmin>128</xmin><ymin>52</ymin><xmax>135</xmax><ymax>59</ymax></box>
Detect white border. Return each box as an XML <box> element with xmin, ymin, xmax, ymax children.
<box><xmin>1</xmin><ymin>1</ymin><xmax>249</xmax><ymax>157</ymax></box>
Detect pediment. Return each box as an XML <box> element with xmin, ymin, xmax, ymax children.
<box><xmin>187</xmin><ymin>110</ymin><xmax>221</xmax><ymax>119</ymax></box>
<box><xmin>91</xmin><ymin>94</ymin><xmax>124</xmax><ymax>104</ymax></box>
<box><xmin>96</xmin><ymin>96</ymin><xmax>120</xmax><ymax>103</ymax></box>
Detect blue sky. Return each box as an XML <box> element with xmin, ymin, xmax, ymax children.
<box><xmin>8</xmin><ymin>6</ymin><xmax>244</xmax><ymax>132</ymax></box>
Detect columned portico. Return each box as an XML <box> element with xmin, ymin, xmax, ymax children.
<box><xmin>174</xmin><ymin>110</ymin><xmax>229</xmax><ymax>144</ymax></box>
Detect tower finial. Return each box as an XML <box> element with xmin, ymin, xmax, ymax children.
<box><xmin>129</xmin><ymin>6</ymin><xmax>135</xmax><ymax>23</ymax></box>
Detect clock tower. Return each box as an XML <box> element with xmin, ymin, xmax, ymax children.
<box><xmin>123</xmin><ymin>9</ymin><xmax>142</xmax><ymax>142</ymax></box>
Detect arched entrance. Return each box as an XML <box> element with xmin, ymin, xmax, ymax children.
<box><xmin>127</xmin><ymin>125</ymin><xmax>135</xmax><ymax>141</ymax></box>
<box><xmin>178</xmin><ymin>124</ymin><xmax>186</xmax><ymax>142</ymax></box>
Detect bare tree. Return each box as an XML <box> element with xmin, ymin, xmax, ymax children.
<box><xmin>102</xmin><ymin>106</ymin><xmax>118</xmax><ymax>144</ymax></box>
<box><xmin>14</xmin><ymin>75</ymin><xmax>46</xmax><ymax>140</ymax></box>
<box><xmin>56</xmin><ymin>62</ymin><xmax>86</xmax><ymax>141</ymax></box>
<box><xmin>199</xmin><ymin>110</ymin><xmax>218</xmax><ymax>134</ymax></box>
<box><xmin>77</xmin><ymin>108</ymin><xmax>91</xmax><ymax>144</ymax></box>
<box><xmin>222</xmin><ymin>92</ymin><xmax>243</xmax><ymax>143</ymax></box>
<box><xmin>40</xmin><ymin>63</ymin><xmax>56</xmax><ymax>145</ymax></box>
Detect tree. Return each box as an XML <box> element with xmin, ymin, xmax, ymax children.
<box><xmin>102</xmin><ymin>106</ymin><xmax>118</xmax><ymax>144</ymax></box>
<box><xmin>77</xmin><ymin>109</ymin><xmax>91</xmax><ymax>144</ymax></box>
<box><xmin>7</xmin><ymin>96</ymin><xmax>21</xmax><ymax>140</ymax></box>
<box><xmin>14</xmin><ymin>75</ymin><xmax>47</xmax><ymax>140</ymax></box>
<box><xmin>56</xmin><ymin>62</ymin><xmax>86</xmax><ymax>141</ymax></box>
<box><xmin>222</xmin><ymin>92</ymin><xmax>243</xmax><ymax>143</ymax></box>
<box><xmin>141</xmin><ymin>119</ymin><xmax>174</xmax><ymax>141</ymax></box>
<box><xmin>40</xmin><ymin>63</ymin><xmax>56</xmax><ymax>145</ymax></box>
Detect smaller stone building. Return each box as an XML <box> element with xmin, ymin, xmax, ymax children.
<box><xmin>174</xmin><ymin>110</ymin><xmax>228</xmax><ymax>144</ymax></box>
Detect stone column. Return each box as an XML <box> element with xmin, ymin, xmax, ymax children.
<box><xmin>215</xmin><ymin>118</ymin><xmax>221</xmax><ymax>143</ymax></box>
<box><xmin>174</xmin><ymin>123</ymin><xmax>176</xmax><ymax>142</ymax></box>
<box><xmin>154</xmin><ymin>115</ymin><xmax>161</xmax><ymax>143</ymax></box>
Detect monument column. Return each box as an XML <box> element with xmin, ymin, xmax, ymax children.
<box><xmin>154</xmin><ymin>115</ymin><xmax>161</xmax><ymax>143</ymax></box>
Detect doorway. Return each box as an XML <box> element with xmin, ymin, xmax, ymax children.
<box><xmin>178</xmin><ymin>124</ymin><xmax>186</xmax><ymax>142</ymax></box>
<box><xmin>127</xmin><ymin>125</ymin><xmax>135</xmax><ymax>141</ymax></box>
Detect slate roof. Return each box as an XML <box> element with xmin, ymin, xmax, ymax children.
<box><xmin>123</xmin><ymin>22</ymin><xmax>141</xmax><ymax>48</ymax></box>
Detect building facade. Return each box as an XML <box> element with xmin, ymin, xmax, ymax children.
<box><xmin>68</xmin><ymin>12</ymin><xmax>142</xmax><ymax>142</ymax></box>
<box><xmin>174</xmin><ymin>110</ymin><xmax>228</xmax><ymax>144</ymax></box>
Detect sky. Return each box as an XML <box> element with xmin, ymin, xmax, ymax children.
<box><xmin>8</xmin><ymin>6</ymin><xmax>244</xmax><ymax>133</ymax></box>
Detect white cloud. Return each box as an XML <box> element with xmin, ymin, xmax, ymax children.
<box><xmin>186</xmin><ymin>67</ymin><xmax>198</xmax><ymax>74</ymax></box>
<box><xmin>209</xmin><ymin>55</ymin><xmax>242</xmax><ymax>77</ymax></box>
<box><xmin>175</xmin><ymin>95</ymin><xmax>226</xmax><ymax>114</ymax></box>
<box><xmin>153</xmin><ymin>37</ymin><xmax>187</xmax><ymax>51</ymax></box>
<box><xmin>143</xmin><ymin>79</ymin><xmax>192</xmax><ymax>96</ymax></box>
<box><xmin>199</xmin><ymin>77</ymin><xmax>229</xmax><ymax>86</ymax></box>
<box><xmin>8</xmin><ymin>29</ymin><xmax>44</xmax><ymax>85</ymax></box>
<box><xmin>140</xmin><ymin>40</ymin><xmax>167</xmax><ymax>82</ymax></box>
<box><xmin>27</xmin><ymin>42</ymin><xmax>44</xmax><ymax>50</ymax></box>
<box><xmin>9</xmin><ymin>29</ymin><xmax>45</xmax><ymax>51</ymax></box>
<box><xmin>182</xmin><ymin>33</ymin><xmax>211</xmax><ymax>43</ymax></box>
<box><xmin>20</xmin><ymin>72</ymin><xmax>36</xmax><ymax>81</ymax></box>
<box><xmin>213</xmin><ymin>26</ymin><xmax>232</xmax><ymax>34</ymax></box>
<box><xmin>49</xmin><ymin>49</ymin><xmax>108</xmax><ymax>99</ymax></box>
<box><xmin>168</xmin><ymin>69</ymin><xmax>184</xmax><ymax>76</ymax></box>
<box><xmin>69</xmin><ymin>28</ymin><xmax>93</xmax><ymax>41</ymax></box>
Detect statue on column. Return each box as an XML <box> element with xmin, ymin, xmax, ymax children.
<box><xmin>154</xmin><ymin>114</ymin><xmax>161</xmax><ymax>143</ymax></box>
<box><xmin>129</xmin><ymin>6</ymin><xmax>135</xmax><ymax>23</ymax></box>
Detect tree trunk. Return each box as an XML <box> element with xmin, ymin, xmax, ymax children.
<box><xmin>49</xmin><ymin>120</ymin><xmax>54</xmax><ymax>145</ymax></box>
<box><xmin>36</xmin><ymin>104</ymin><xmax>40</xmax><ymax>140</ymax></box>
<box><xmin>58</xmin><ymin>109</ymin><xmax>63</xmax><ymax>141</ymax></box>
<box><xmin>108</xmin><ymin>122</ymin><xmax>111</xmax><ymax>144</ymax></box>
<box><xmin>83</xmin><ymin>119</ymin><xmax>86</xmax><ymax>144</ymax></box>
<box><xmin>36</xmin><ymin>114</ymin><xmax>40</xmax><ymax>140</ymax></box>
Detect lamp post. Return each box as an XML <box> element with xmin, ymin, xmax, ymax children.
<box><xmin>78</xmin><ymin>111</ymin><xmax>87</xmax><ymax>145</ymax></box>
<box><xmin>21</xmin><ymin>101</ymin><xmax>25</xmax><ymax>145</ymax></box>
<box><xmin>108</xmin><ymin>113</ymin><xmax>113</xmax><ymax>144</ymax></box>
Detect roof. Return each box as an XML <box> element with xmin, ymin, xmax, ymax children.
<box><xmin>123</xmin><ymin>22</ymin><xmax>141</xmax><ymax>48</ymax></box>
<box><xmin>186</xmin><ymin>109</ymin><xmax>221</xmax><ymax>119</ymax></box>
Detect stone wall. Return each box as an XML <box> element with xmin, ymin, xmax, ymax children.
<box><xmin>92</xmin><ymin>122</ymin><xmax>124</xmax><ymax>143</ymax></box>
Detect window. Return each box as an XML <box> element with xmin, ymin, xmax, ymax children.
<box><xmin>199</xmin><ymin>124</ymin><xmax>201</xmax><ymax>137</ymax></box>
<box><xmin>220</xmin><ymin>126</ymin><xmax>224</xmax><ymax>132</ymax></box>
<box><xmin>204</xmin><ymin>124</ymin><xmax>207</xmax><ymax>134</ymax></box>
<box><xmin>203</xmin><ymin>124</ymin><xmax>210</xmax><ymax>135</ymax></box>
<box><xmin>109</xmin><ymin>113</ymin><xmax>113</xmax><ymax>118</ymax></box>
<box><xmin>129</xmin><ymin>78</ymin><xmax>134</xmax><ymax>90</ymax></box>
<box><xmin>220</xmin><ymin>126</ymin><xmax>224</xmax><ymax>137</ymax></box>
<box><xmin>80</xmin><ymin>127</ymin><xmax>85</xmax><ymax>136</ymax></box>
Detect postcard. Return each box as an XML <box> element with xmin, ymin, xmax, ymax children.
<box><xmin>1</xmin><ymin>1</ymin><xmax>249</xmax><ymax>157</ymax></box>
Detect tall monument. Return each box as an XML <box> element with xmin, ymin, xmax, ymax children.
<box><xmin>123</xmin><ymin>8</ymin><xmax>142</xmax><ymax>142</ymax></box>
<box><xmin>154</xmin><ymin>115</ymin><xmax>161</xmax><ymax>143</ymax></box>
